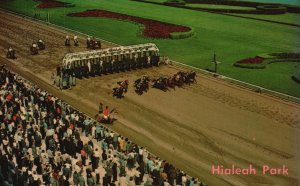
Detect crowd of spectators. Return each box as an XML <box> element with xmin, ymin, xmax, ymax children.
<box><xmin>0</xmin><ymin>65</ymin><xmax>206</xmax><ymax>186</ymax></box>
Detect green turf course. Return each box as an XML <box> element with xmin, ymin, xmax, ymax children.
<box><xmin>238</xmin><ymin>62</ymin><xmax>300</xmax><ymax>94</ymax></box>
<box><xmin>1</xmin><ymin>0</ymin><xmax>300</xmax><ymax>97</ymax></box>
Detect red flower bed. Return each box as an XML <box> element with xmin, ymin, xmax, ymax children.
<box><xmin>68</xmin><ymin>9</ymin><xmax>191</xmax><ymax>39</ymax></box>
<box><xmin>36</xmin><ymin>0</ymin><xmax>68</xmax><ymax>8</ymax></box>
<box><xmin>236</xmin><ymin>56</ymin><xmax>265</xmax><ymax>64</ymax></box>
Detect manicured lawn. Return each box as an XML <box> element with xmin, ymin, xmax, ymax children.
<box><xmin>186</xmin><ymin>3</ymin><xmax>256</xmax><ymax>10</ymax></box>
<box><xmin>1</xmin><ymin>0</ymin><xmax>300</xmax><ymax>96</ymax></box>
<box><xmin>231</xmin><ymin>62</ymin><xmax>300</xmax><ymax>95</ymax></box>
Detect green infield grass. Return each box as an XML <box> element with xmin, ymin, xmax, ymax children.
<box><xmin>1</xmin><ymin>0</ymin><xmax>300</xmax><ymax>97</ymax></box>
<box><xmin>234</xmin><ymin>62</ymin><xmax>300</xmax><ymax>95</ymax></box>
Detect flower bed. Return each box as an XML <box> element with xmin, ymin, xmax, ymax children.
<box><xmin>68</xmin><ymin>9</ymin><xmax>192</xmax><ymax>39</ymax></box>
<box><xmin>236</xmin><ymin>56</ymin><xmax>265</xmax><ymax>64</ymax></box>
<box><xmin>36</xmin><ymin>0</ymin><xmax>72</xmax><ymax>9</ymax></box>
<box><xmin>234</xmin><ymin>53</ymin><xmax>300</xmax><ymax>69</ymax></box>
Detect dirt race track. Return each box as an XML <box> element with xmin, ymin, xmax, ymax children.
<box><xmin>0</xmin><ymin>10</ymin><xmax>300</xmax><ymax>186</ymax></box>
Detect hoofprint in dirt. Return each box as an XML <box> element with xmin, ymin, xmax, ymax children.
<box><xmin>0</xmin><ymin>10</ymin><xmax>299</xmax><ymax>186</ymax></box>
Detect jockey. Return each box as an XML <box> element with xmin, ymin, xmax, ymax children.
<box><xmin>74</xmin><ymin>35</ymin><xmax>78</xmax><ymax>41</ymax></box>
<box><xmin>118</xmin><ymin>80</ymin><xmax>128</xmax><ymax>88</ymax></box>
<box><xmin>32</xmin><ymin>43</ymin><xmax>37</xmax><ymax>48</ymax></box>
<box><xmin>66</xmin><ymin>35</ymin><xmax>69</xmax><ymax>40</ymax></box>
<box><xmin>8</xmin><ymin>47</ymin><xmax>13</xmax><ymax>52</ymax></box>
<box><xmin>103</xmin><ymin>106</ymin><xmax>110</xmax><ymax>120</ymax></box>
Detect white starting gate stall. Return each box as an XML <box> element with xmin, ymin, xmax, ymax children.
<box><xmin>55</xmin><ymin>43</ymin><xmax>160</xmax><ymax>89</ymax></box>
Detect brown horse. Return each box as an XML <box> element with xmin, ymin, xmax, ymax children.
<box><xmin>134</xmin><ymin>76</ymin><xmax>150</xmax><ymax>95</ymax></box>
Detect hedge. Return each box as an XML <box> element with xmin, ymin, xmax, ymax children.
<box><xmin>286</xmin><ymin>5</ymin><xmax>300</xmax><ymax>13</ymax></box>
<box><xmin>257</xmin><ymin>53</ymin><xmax>276</xmax><ymax>59</ymax></box>
<box><xmin>292</xmin><ymin>73</ymin><xmax>300</xmax><ymax>84</ymax></box>
<box><xmin>164</xmin><ymin>0</ymin><xmax>186</xmax><ymax>5</ymax></box>
<box><xmin>183</xmin><ymin>0</ymin><xmax>299</xmax><ymax>14</ymax></box>
<box><xmin>182</xmin><ymin>4</ymin><xmax>287</xmax><ymax>14</ymax></box>
<box><xmin>256</xmin><ymin>5</ymin><xmax>287</xmax><ymax>14</ymax></box>
<box><xmin>170</xmin><ymin>27</ymin><xmax>194</xmax><ymax>39</ymax></box>
<box><xmin>233</xmin><ymin>63</ymin><xmax>265</xmax><ymax>69</ymax></box>
<box><xmin>270</xmin><ymin>52</ymin><xmax>300</xmax><ymax>59</ymax></box>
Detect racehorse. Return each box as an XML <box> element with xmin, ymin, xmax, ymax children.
<box><xmin>112</xmin><ymin>80</ymin><xmax>129</xmax><ymax>98</ymax></box>
<box><xmin>167</xmin><ymin>76</ymin><xmax>175</xmax><ymax>90</ymax></box>
<box><xmin>87</xmin><ymin>37</ymin><xmax>101</xmax><ymax>49</ymax></box>
<box><xmin>134</xmin><ymin>76</ymin><xmax>150</xmax><ymax>95</ymax></box>
<box><xmin>152</xmin><ymin>77</ymin><xmax>168</xmax><ymax>92</ymax></box>
<box><xmin>65</xmin><ymin>35</ymin><xmax>71</xmax><ymax>46</ymax></box>
<box><xmin>37</xmin><ymin>39</ymin><xmax>45</xmax><ymax>50</ymax></box>
<box><xmin>91</xmin><ymin>40</ymin><xmax>101</xmax><ymax>50</ymax></box>
<box><xmin>97</xmin><ymin>108</ymin><xmax>117</xmax><ymax>124</ymax></box>
<box><xmin>186</xmin><ymin>71</ymin><xmax>197</xmax><ymax>84</ymax></box>
<box><xmin>6</xmin><ymin>47</ymin><xmax>16</xmax><ymax>59</ymax></box>
<box><xmin>174</xmin><ymin>71</ymin><xmax>186</xmax><ymax>87</ymax></box>
<box><xmin>112</xmin><ymin>86</ymin><xmax>126</xmax><ymax>98</ymax></box>
<box><xmin>117</xmin><ymin>80</ymin><xmax>129</xmax><ymax>93</ymax></box>
<box><xmin>30</xmin><ymin>43</ymin><xmax>38</xmax><ymax>55</ymax></box>
<box><xmin>74</xmin><ymin>35</ymin><xmax>78</xmax><ymax>46</ymax></box>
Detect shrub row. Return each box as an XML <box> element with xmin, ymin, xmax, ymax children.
<box><xmin>183</xmin><ymin>0</ymin><xmax>300</xmax><ymax>14</ymax></box>
<box><xmin>184</xmin><ymin>4</ymin><xmax>288</xmax><ymax>14</ymax></box>
<box><xmin>286</xmin><ymin>5</ymin><xmax>300</xmax><ymax>13</ymax></box>
<box><xmin>256</xmin><ymin>5</ymin><xmax>287</xmax><ymax>14</ymax></box>
<box><xmin>270</xmin><ymin>52</ymin><xmax>300</xmax><ymax>59</ymax></box>
<box><xmin>291</xmin><ymin>73</ymin><xmax>300</xmax><ymax>84</ymax></box>
<box><xmin>170</xmin><ymin>27</ymin><xmax>194</xmax><ymax>39</ymax></box>
<box><xmin>164</xmin><ymin>0</ymin><xmax>186</xmax><ymax>5</ymax></box>
<box><xmin>233</xmin><ymin>63</ymin><xmax>265</xmax><ymax>69</ymax></box>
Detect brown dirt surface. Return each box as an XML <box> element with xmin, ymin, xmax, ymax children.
<box><xmin>0</xmin><ymin>10</ymin><xmax>299</xmax><ymax>186</ymax></box>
